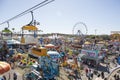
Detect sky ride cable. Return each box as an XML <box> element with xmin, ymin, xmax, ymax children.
<box><xmin>0</xmin><ymin>0</ymin><xmax>55</xmax><ymax>26</ymax></box>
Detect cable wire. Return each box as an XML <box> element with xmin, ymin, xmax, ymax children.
<box><xmin>0</xmin><ymin>0</ymin><xmax>55</xmax><ymax>26</ymax></box>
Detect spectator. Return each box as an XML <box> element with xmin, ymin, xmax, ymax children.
<box><xmin>90</xmin><ymin>69</ymin><xmax>94</xmax><ymax>79</ymax></box>
<box><xmin>101</xmin><ymin>71</ymin><xmax>104</xmax><ymax>79</ymax></box>
<box><xmin>106</xmin><ymin>63</ymin><xmax>110</xmax><ymax>73</ymax></box>
<box><xmin>95</xmin><ymin>74</ymin><xmax>100</xmax><ymax>80</ymax></box>
<box><xmin>8</xmin><ymin>73</ymin><xmax>11</xmax><ymax>80</ymax></box>
<box><xmin>3</xmin><ymin>75</ymin><xmax>6</xmax><ymax>80</ymax></box>
<box><xmin>104</xmin><ymin>78</ymin><xmax>107</xmax><ymax>80</ymax></box>
<box><xmin>116</xmin><ymin>75</ymin><xmax>119</xmax><ymax>80</ymax></box>
<box><xmin>13</xmin><ymin>72</ymin><xmax>17</xmax><ymax>80</ymax></box>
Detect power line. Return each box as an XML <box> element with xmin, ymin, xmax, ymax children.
<box><xmin>0</xmin><ymin>0</ymin><xmax>55</xmax><ymax>26</ymax></box>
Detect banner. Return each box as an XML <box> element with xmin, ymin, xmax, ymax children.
<box><xmin>81</xmin><ymin>49</ymin><xmax>99</xmax><ymax>58</ymax></box>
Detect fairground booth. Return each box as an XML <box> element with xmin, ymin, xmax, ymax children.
<box><xmin>78</xmin><ymin>49</ymin><xmax>104</xmax><ymax>67</ymax></box>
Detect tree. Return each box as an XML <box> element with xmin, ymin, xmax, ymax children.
<box><xmin>100</xmin><ymin>35</ymin><xmax>110</xmax><ymax>40</ymax></box>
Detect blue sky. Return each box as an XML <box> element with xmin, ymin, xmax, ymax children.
<box><xmin>0</xmin><ymin>0</ymin><xmax>120</xmax><ymax>35</ymax></box>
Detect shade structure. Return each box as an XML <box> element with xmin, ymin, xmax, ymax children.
<box><xmin>47</xmin><ymin>51</ymin><xmax>59</xmax><ymax>55</ymax></box>
<box><xmin>22</xmin><ymin>25</ymin><xmax>38</xmax><ymax>30</ymax></box>
<box><xmin>45</xmin><ymin>44</ymin><xmax>55</xmax><ymax>48</ymax></box>
<box><xmin>7</xmin><ymin>39</ymin><xmax>20</xmax><ymax>44</ymax></box>
<box><xmin>97</xmin><ymin>41</ymin><xmax>105</xmax><ymax>44</ymax></box>
<box><xmin>31</xmin><ymin>47</ymin><xmax>47</xmax><ymax>56</ymax></box>
<box><xmin>84</xmin><ymin>41</ymin><xmax>91</xmax><ymax>45</ymax></box>
<box><xmin>47</xmin><ymin>51</ymin><xmax>60</xmax><ymax>59</ymax></box>
<box><xmin>0</xmin><ymin>62</ymin><xmax>11</xmax><ymax>75</ymax></box>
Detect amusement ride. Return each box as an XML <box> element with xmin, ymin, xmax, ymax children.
<box><xmin>72</xmin><ymin>22</ymin><xmax>88</xmax><ymax>48</ymax></box>
<box><xmin>0</xmin><ymin>0</ymin><xmax>60</xmax><ymax>80</ymax></box>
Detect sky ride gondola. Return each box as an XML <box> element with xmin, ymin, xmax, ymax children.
<box><xmin>1</xmin><ymin>22</ymin><xmax>12</xmax><ymax>40</ymax></box>
<box><xmin>21</xmin><ymin>11</ymin><xmax>39</xmax><ymax>44</ymax></box>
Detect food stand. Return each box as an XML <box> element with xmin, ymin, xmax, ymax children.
<box><xmin>79</xmin><ymin>49</ymin><xmax>102</xmax><ymax>67</ymax></box>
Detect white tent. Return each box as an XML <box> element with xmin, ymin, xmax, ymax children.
<box><xmin>45</xmin><ymin>44</ymin><xmax>55</xmax><ymax>48</ymax></box>
<box><xmin>47</xmin><ymin>51</ymin><xmax>60</xmax><ymax>59</ymax></box>
<box><xmin>7</xmin><ymin>39</ymin><xmax>20</xmax><ymax>44</ymax></box>
<box><xmin>47</xmin><ymin>51</ymin><xmax>59</xmax><ymax>55</ymax></box>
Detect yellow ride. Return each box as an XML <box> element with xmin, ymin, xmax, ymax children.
<box><xmin>31</xmin><ymin>47</ymin><xmax>47</xmax><ymax>56</ymax></box>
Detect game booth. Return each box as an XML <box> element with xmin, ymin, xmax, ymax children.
<box><xmin>78</xmin><ymin>49</ymin><xmax>103</xmax><ymax>67</ymax></box>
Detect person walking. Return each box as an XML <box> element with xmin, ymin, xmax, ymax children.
<box><xmin>106</xmin><ymin>63</ymin><xmax>110</xmax><ymax>73</ymax></box>
<box><xmin>104</xmin><ymin>78</ymin><xmax>107</xmax><ymax>80</ymax></box>
<box><xmin>8</xmin><ymin>73</ymin><xmax>11</xmax><ymax>80</ymax></box>
<box><xmin>90</xmin><ymin>69</ymin><xmax>94</xmax><ymax>79</ymax></box>
<box><xmin>85</xmin><ymin>67</ymin><xmax>88</xmax><ymax>77</ymax></box>
<box><xmin>13</xmin><ymin>72</ymin><xmax>17</xmax><ymax>80</ymax></box>
<box><xmin>3</xmin><ymin>75</ymin><xmax>6</xmax><ymax>80</ymax></box>
<box><xmin>95</xmin><ymin>74</ymin><xmax>101</xmax><ymax>80</ymax></box>
<box><xmin>101</xmin><ymin>71</ymin><xmax>104</xmax><ymax>79</ymax></box>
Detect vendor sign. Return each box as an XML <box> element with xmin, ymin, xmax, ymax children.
<box><xmin>81</xmin><ymin>49</ymin><xmax>99</xmax><ymax>58</ymax></box>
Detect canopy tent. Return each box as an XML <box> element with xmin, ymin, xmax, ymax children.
<box><xmin>67</xmin><ymin>59</ymin><xmax>74</xmax><ymax>64</ymax></box>
<box><xmin>45</xmin><ymin>44</ymin><xmax>55</xmax><ymax>48</ymax></box>
<box><xmin>47</xmin><ymin>51</ymin><xmax>60</xmax><ymax>59</ymax></box>
<box><xmin>97</xmin><ymin>41</ymin><xmax>105</xmax><ymax>44</ymax></box>
<box><xmin>78</xmin><ymin>53</ymin><xmax>86</xmax><ymax>58</ymax></box>
<box><xmin>6</xmin><ymin>39</ymin><xmax>20</xmax><ymax>44</ymax></box>
<box><xmin>84</xmin><ymin>41</ymin><xmax>91</xmax><ymax>45</ymax></box>
<box><xmin>0</xmin><ymin>62</ymin><xmax>11</xmax><ymax>75</ymax></box>
<box><xmin>47</xmin><ymin>51</ymin><xmax>59</xmax><ymax>55</ymax></box>
<box><xmin>22</xmin><ymin>25</ymin><xmax>38</xmax><ymax>31</ymax></box>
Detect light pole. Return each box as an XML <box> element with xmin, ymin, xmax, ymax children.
<box><xmin>95</xmin><ymin>29</ymin><xmax>97</xmax><ymax>39</ymax></box>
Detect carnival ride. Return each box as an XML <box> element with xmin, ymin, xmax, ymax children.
<box><xmin>72</xmin><ymin>22</ymin><xmax>88</xmax><ymax>48</ymax></box>
<box><xmin>0</xmin><ymin>0</ymin><xmax>58</xmax><ymax>79</ymax></box>
<box><xmin>31</xmin><ymin>47</ymin><xmax>47</xmax><ymax>57</ymax></box>
<box><xmin>21</xmin><ymin>11</ymin><xmax>39</xmax><ymax>44</ymax></box>
<box><xmin>47</xmin><ymin>50</ymin><xmax>60</xmax><ymax>61</ymax></box>
<box><xmin>1</xmin><ymin>22</ymin><xmax>12</xmax><ymax>40</ymax></box>
<box><xmin>23</xmin><ymin>47</ymin><xmax>59</xmax><ymax>80</ymax></box>
<box><xmin>39</xmin><ymin>56</ymin><xmax>59</xmax><ymax>79</ymax></box>
<box><xmin>72</xmin><ymin>22</ymin><xmax>87</xmax><ymax>39</ymax></box>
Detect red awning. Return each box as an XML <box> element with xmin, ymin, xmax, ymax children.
<box><xmin>0</xmin><ymin>62</ymin><xmax>11</xmax><ymax>75</ymax></box>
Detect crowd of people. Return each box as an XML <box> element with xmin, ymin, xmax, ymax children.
<box><xmin>0</xmin><ymin>36</ymin><xmax>119</xmax><ymax>80</ymax></box>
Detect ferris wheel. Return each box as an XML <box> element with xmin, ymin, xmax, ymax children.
<box><xmin>72</xmin><ymin>22</ymin><xmax>88</xmax><ymax>38</ymax></box>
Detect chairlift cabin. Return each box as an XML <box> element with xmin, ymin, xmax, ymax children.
<box><xmin>21</xmin><ymin>12</ymin><xmax>39</xmax><ymax>44</ymax></box>
<box><xmin>1</xmin><ymin>28</ymin><xmax>12</xmax><ymax>40</ymax></box>
<box><xmin>21</xmin><ymin>24</ymin><xmax>38</xmax><ymax>43</ymax></box>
